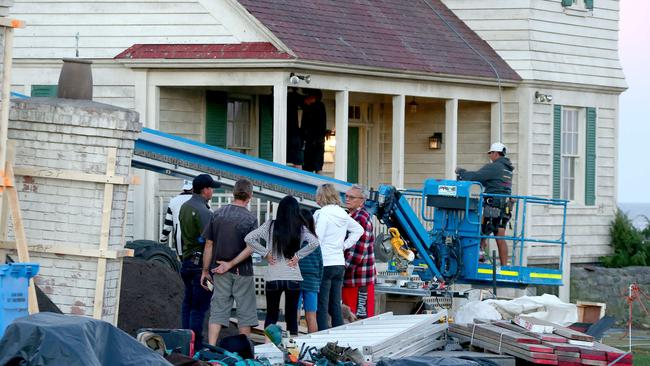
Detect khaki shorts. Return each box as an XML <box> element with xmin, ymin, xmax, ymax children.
<box><xmin>209</xmin><ymin>272</ymin><xmax>258</xmax><ymax>327</ymax></box>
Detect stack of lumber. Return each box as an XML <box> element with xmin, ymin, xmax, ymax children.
<box><xmin>295</xmin><ymin>311</ymin><xmax>448</xmax><ymax>363</ymax></box>
<box><xmin>449</xmin><ymin>318</ymin><xmax>632</xmax><ymax>365</ymax></box>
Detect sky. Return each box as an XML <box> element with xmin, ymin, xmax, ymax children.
<box><xmin>618</xmin><ymin>1</ymin><xmax>650</xmax><ymax>203</ymax></box>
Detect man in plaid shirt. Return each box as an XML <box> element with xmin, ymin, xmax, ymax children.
<box><xmin>342</xmin><ymin>185</ymin><xmax>376</xmax><ymax>319</ymax></box>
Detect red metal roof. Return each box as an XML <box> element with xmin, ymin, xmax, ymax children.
<box><xmin>114</xmin><ymin>42</ymin><xmax>292</xmax><ymax>60</ymax></box>
<box><xmin>236</xmin><ymin>0</ymin><xmax>520</xmax><ymax>81</ymax></box>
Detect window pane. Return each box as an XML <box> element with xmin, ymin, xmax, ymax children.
<box><xmin>561</xmin><ymin>109</ymin><xmax>580</xmax><ymax>157</ymax></box>
<box><xmin>227</xmin><ymin>100</ymin><xmax>251</xmax><ymax>152</ymax></box>
<box><xmin>569</xmin><ymin>132</ymin><xmax>575</xmax><ymax>155</ymax></box>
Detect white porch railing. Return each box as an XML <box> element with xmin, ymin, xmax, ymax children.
<box><xmin>211</xmin><ymin>193</ymin><xmax>274</xmax><ymax>225</ymax></box>
<box><xmin>158</xmin><ymin>192</ymin><xmax>434</xmax><ymax>243</ymax></box>
<box><xmin>371</xmin><ymin>194</ymin><xmax>435</xmax><ymax>239</ymax></box>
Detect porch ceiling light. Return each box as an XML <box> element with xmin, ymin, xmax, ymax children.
<box><xmin>429</xmin><ymin>132</ymin><xmax>443</xmax><ymax>150</ymax></box>
<box><xmin>289</xmin><ymin>72</ymin><xmax>311</xmax><ymax>85</ymax></box>
<box><xmin>408</xmin><ymin>96</ymin><xmax>418</xmax><ymax>113</ymax></box>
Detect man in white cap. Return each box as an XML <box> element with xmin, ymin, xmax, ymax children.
<box><xmin>455</xmin><ymin>142</ymin><xmax>514</xmax><ymax>265</ymax></box>
<box><xmin>160</xmin><ymin>179</ymin><xmax>194</xmax><ymax>257</ymax></box>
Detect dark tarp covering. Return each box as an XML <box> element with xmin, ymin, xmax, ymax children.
<box><xmin>0</xmin><ymin>313</ymin><xmax>171</xmax><ymax>366</ymax></box>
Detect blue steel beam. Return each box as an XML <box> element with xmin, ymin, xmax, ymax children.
<box><xmin>133</xmin><ymin>128</ymin><xmax>352</xmax><ymax>207</ymax></box>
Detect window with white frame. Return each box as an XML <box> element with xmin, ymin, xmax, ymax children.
<box><xmin>561</xmin><ymin>108</ymin><xmax>581</xmax><ymax>201</ymax></box>
<box><xmin>227</xmin><ymin>99</ymin><xmax>251</xmax><ymax>153</ymax></box>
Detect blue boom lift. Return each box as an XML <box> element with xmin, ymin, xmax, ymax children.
<box><xmin>133</xmin><ymin>128</ymin><xmax>568</xmax><ymax>288</ymax></box>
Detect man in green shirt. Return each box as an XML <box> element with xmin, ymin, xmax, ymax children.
<box><xmin>178</xmin><ymin>174</ymin><xmax>219</xmax><ymax>349</ymax></box>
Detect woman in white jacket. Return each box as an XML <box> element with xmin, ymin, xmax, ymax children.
<box><xmin>314</xmin><ymin>184</ymin><xmax>363</xmax><ymax>330</ymax></box>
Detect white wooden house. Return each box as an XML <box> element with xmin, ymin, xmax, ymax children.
<box><xmin>10</xmin><ymin>0</ymin><xmax>625</xmax><ymax>270</ymax></box>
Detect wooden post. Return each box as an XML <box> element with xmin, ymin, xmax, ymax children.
<box><xmin>272</xmin><ymin>82</ymin><xmax>288</xmax><ymax>164</ymax></box>
<box><xmin>334</xmin><ymin>90</ymin><xmax>349</xmax><ymax>180</ymax></box>
<box><xmin>0</xmin><ymin>20</ymin><xmax>20</xmax><ymax>231</ymax></box>
<box><xmin>391</xmin><ymin>95</ymin><xmax>405</xmax><ymax>188</ymax></box>
<box><xmin>93</xmin><ymin>148</ymin><xmax>117</xmax><ymax>319</ymax></box>
<box><xmin>445</xmin><ymin>98</ymin><xmax>458</xmax><ymax>180</ymax></box>
<box><xmin>4</xmin><ymin>142</ymin><xmax>39</xmax><ymax>314</ymax></box>
<box><xmin>0</xmin><ymin>24</ymin><xmax>15</xmax><ymax>183</ymax></box>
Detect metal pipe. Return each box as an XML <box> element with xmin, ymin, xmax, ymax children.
<box><xmin>492</xmin><ymin>250</ymin><xmax>497</xmax><ymax>297</ymax></box>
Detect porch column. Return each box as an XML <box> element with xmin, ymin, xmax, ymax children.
<box><xmin>491</xmin><ymin>102</ymin><xmax>502</xmax><ymax>143</ymax></box>
<box><xmin>445</xmin><ymin>98</ymin><xmax>458</xmax><ymax>180</ymax></box>
<box><xmin>272</xmin><ymin>83</ymin><xmax>288</xmax><ymax>164</ymax></box>
<box><xmin>134</xmin><ymin>70</ymin><xmax>159</xmax><ymax>240</ymax></box>
<box><xmin>392</xmin><ymin>95</ymin><xmax>405</xmax><ymax>188</ymax></box>
<box><xmin>334</xmin><ymin>90</ymin><xmax>349</xmax><ymax>180</ymax></box>
<box><xmin>558</xmin><ymin>244</ymin><xmax>572</xmax><ymax>302</ymax></box>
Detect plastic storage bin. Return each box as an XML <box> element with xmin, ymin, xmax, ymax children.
<box><xmin>0</xmin><ymin>262</ymin><xmax>39</xmax><ymax>337</ymax></box>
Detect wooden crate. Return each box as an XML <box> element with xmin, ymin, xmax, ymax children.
<box><xmin>576</xmin><ymin>301</ymin><xmax>606</xmax><ymax>323</ymax></box>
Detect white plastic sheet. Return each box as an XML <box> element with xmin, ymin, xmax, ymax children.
<box><xmin>455</xmin><ymin>300</ymin><xmax>502</xmax><ymax>324</ymax></box>
<box><xmin>454</xmin><ymin>294</ymin><xmax>577</xmax><ymax>326</ymax></box>
<box><xmin>485</xmin><ymin>294</ymin><xmax>577</xmax><ymax>326</ymax></box>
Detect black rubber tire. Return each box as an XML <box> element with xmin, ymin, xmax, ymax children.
<box><xmin>125</xmin><ymin>240</ymin><xmax>181</xmax><ymax>272</ymax></box>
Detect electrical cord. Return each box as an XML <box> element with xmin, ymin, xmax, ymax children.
<box><xmin>421</xmin><ymin>0</ymin><xmax>504</xmax><ymax>141</ymax></box>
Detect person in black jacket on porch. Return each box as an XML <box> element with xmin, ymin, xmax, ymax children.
<box><xmin>456</xmin><ymin>142</ymin><xmax>514</xmax><ymax>266</ymax></box>
<box><xmin>300</xmin><ymin>89</ymin><xmax>326</xmax><ymax>174</ymax></box>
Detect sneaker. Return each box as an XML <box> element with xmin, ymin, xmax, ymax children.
<box><xmin>478</xmin><ymin>254</ymin><xmax>486</xmax><ymax>263</ymax></box>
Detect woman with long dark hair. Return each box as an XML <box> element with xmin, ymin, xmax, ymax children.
<box><xmin>242</xmin><ymin>195</ymin><xmax>319</xmax><ymax>335</ymax></box>
<box><xmin>297</xmin><ymin>209</ymin><xmax>323</xmax><ymax>333</ymax></box>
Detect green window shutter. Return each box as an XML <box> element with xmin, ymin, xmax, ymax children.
<box><xmin>561</xmin><ymin>0</ymin><xmax>573</xmax><ymax>6</ymax></box>
<box><xmin>205</xmin><ymin>91</ymin><xmax>227</xmax><ymax>148</ymax></box>
<box><xmin>553</xmin><ymin>105</ymin><xmax>562</xmax><ymax>199</ymax></box>
<box><xmin>258</xmin><ymin>95</ymin><xmax>273</xmax><ymax>161</ymax></box>
<box><xmin>585</xmin><ymin>107</ymin><xmax>597</xmax><ymax>206</ymax></box>
<box><xmin>347</xmin><ymin>127</ymin><xmax>359</xmax><ymax>184</ymax></box>
<box><xmin>584</xmin><ymin>0</ymin><xmax>593</xmax><ymax>10</ymax></box>
<box><xmin>31</xmin><ymin>85</ymin><xmax>58</xmax><ymax>97</ymax></box>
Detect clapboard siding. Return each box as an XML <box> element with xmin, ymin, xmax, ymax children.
<box><xmin>527</xmin><ymin>89</ymin><xmax>619</xmax><ymax>262</ymax></box>
<box><xmin>456</xmin><ymin>102</ymin><xmax>491</xmax><ymax>177</ymax></box>
<box><xmin>403</xmin><ymin>102</ymin><xmax>446</xmax><ymax>188</ymax></box>
<box><xmin>155</xmin><ymin>88</ymin><xmax>205</xmax><ymax>235</ymax></box>
<box><xmin>380</xmin><ymin>101</ymin><xmax>500</xmax><ymax>190</ymax></box>
<box><xmin>442</xmin><ymin>0</ymin><xmax>626</xmax><ymax>89</ymax></box>
<box><xmin>12</xmin><ymin>0</ymin><xmax>243</xmax><ymax>59</ymax></box>
<box><xmin>379</xmin><ymin>103</ymin><xmax>393</xmax><ymax>187</ymax></box>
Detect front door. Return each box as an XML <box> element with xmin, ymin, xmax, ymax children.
<box><xmin>347</xmin><ymin>126</ymin><xmax>360</xmax><ymax>184</ymax></box>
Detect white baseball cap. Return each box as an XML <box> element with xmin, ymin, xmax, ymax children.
<box><xmin>182</xmin><ymin>180</ymin><xmax>193</xmax><ymax>191</ymax></box>
<box><xmin>488</xmin><ymin>142</ymin><xmax>507</xmax><ymax>154</ymax></box>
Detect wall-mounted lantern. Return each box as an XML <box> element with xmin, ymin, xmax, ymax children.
<box><xmin>429</xmin><ymin>132</ymin><xmax>443</xmax><ymax>150</ymax></box>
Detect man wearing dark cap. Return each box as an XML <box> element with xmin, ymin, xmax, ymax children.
<box><xmin>200</xmin><ymin>178</ymin><xmax>258</xmax><ymax>345</ymax></box>
<box><xmin>178</xmin><ymin>173</ymin><xmax>220</xmax><ymax>349</ymax></box>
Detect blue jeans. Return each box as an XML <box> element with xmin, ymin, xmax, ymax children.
<box><xmin>180</xmin><ymin>259</ymin><xmax>212</xmax><ymax>348</ymax></box>
<box><xmin>317</xmin><ymin>265</ymin><xmax>345</xmax><ymax>330</ymax></box>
